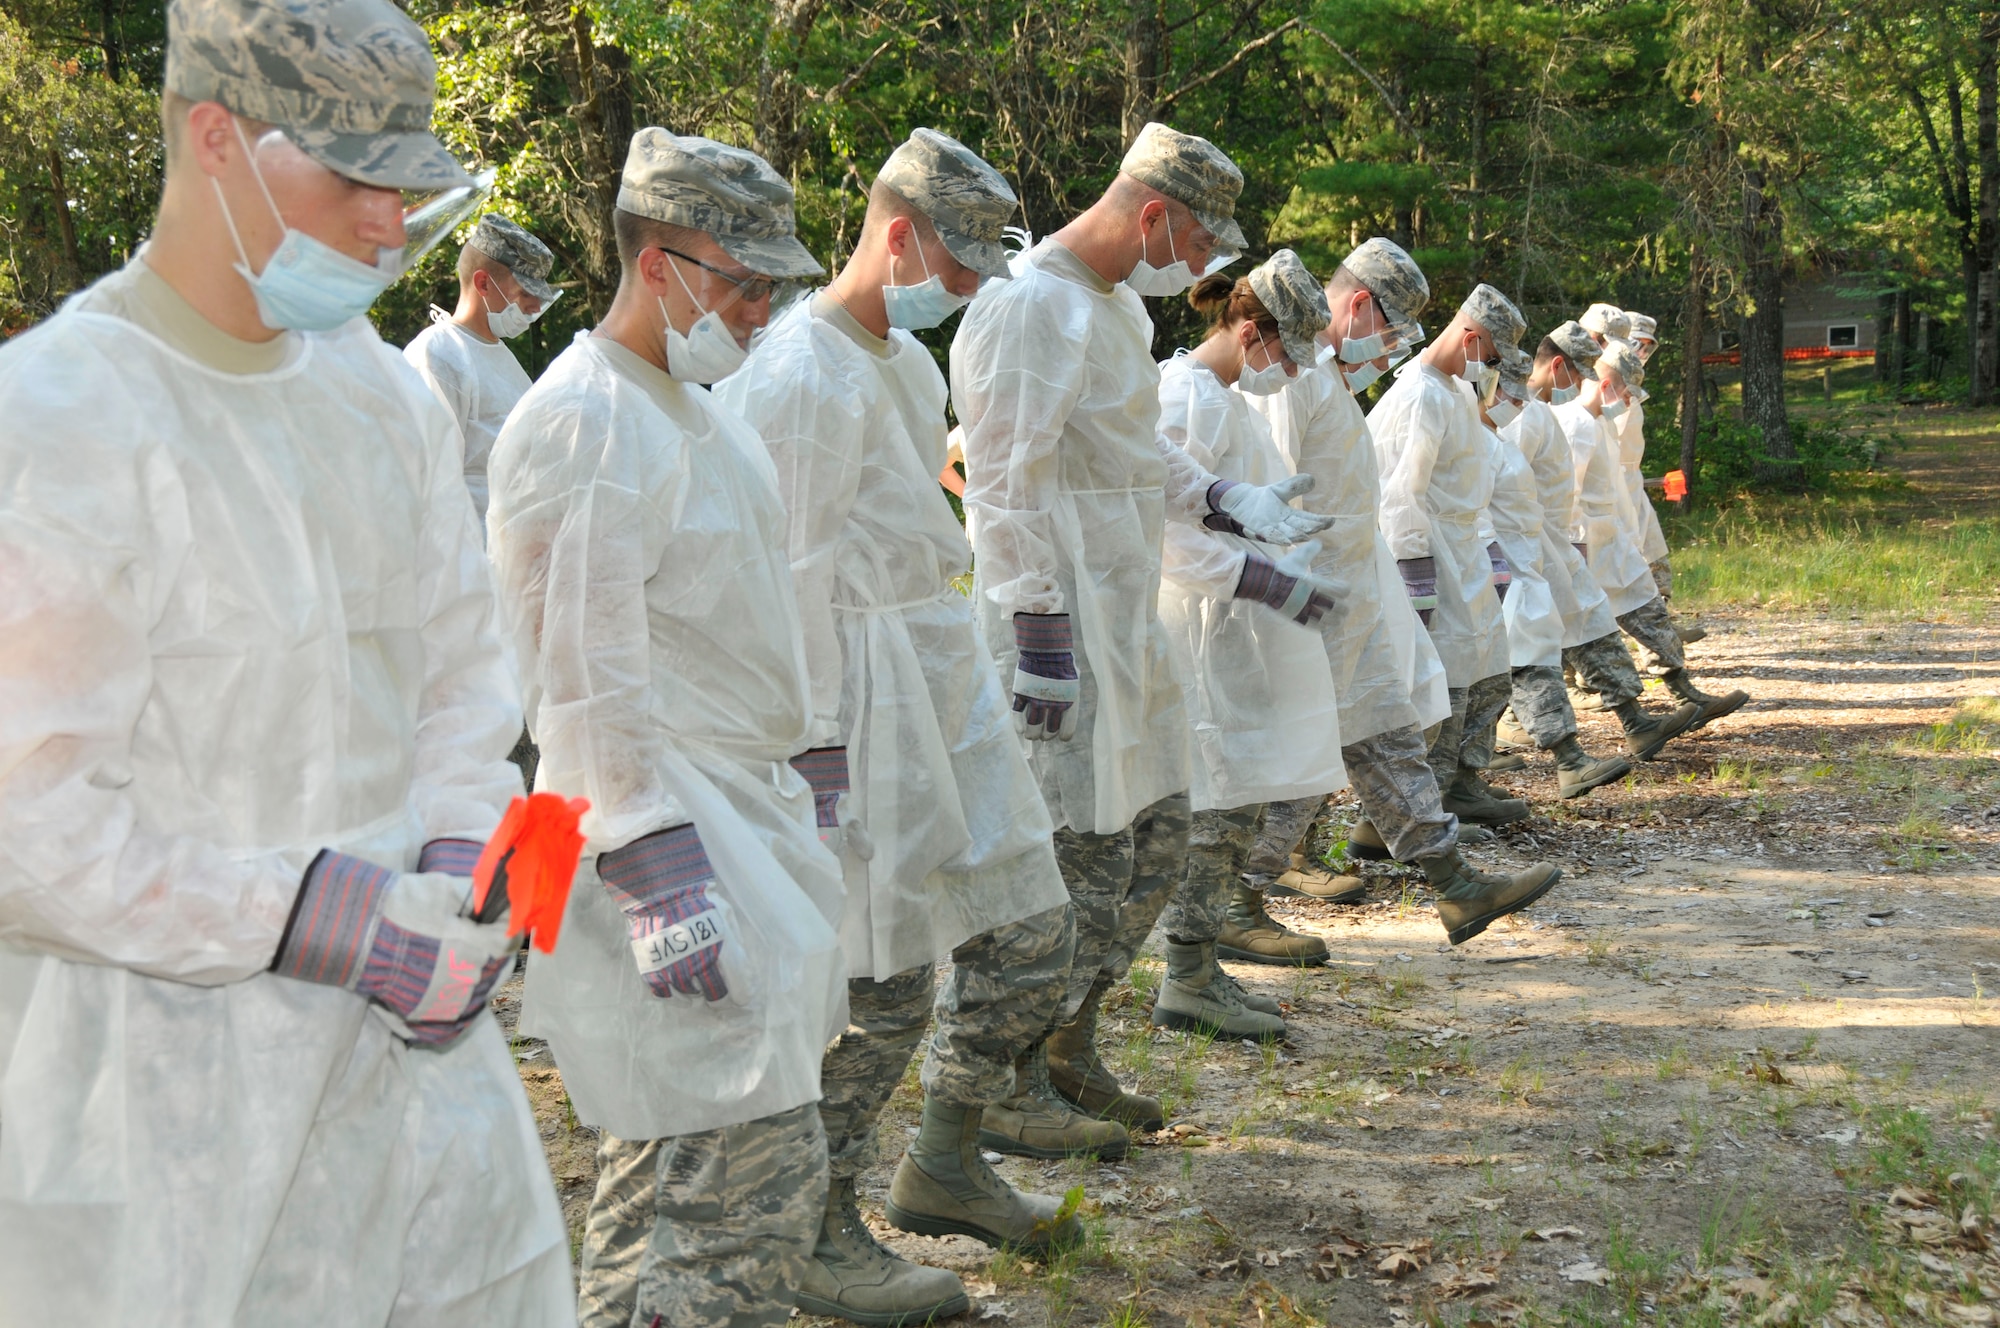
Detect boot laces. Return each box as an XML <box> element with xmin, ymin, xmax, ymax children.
<box><xmin>827</xmin><ymin>1184</ymin><xmax>897</xmax><ymax>1272</ymax></box>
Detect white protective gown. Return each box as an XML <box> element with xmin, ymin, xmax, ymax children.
<box><xmin>1614</xmin><ymin>400</ymin><xmax>1670</xmax><ymax>563</ymax></box>
<box><xmin>488</xmin><ymin>331</ymin><xmax>846</xmax><ymax>1141</ymax></box>
<box><xmin>1246</xmin><ymin>362</ymin><xmax>1450</xmax><ymax>743</ymax></box>
<box><xmin>1501</xmin><ymin>397</ymin><xmax>1617</xmax><ymax>647</ymax></box>
<box><xmin>402</xmin><ymin>313</ymin><xmax>534</xmax><ymax>527</ymax></box>
<box><xmin>953</xmin><ymin>239</ymin><xmax>1205</xmax><ymax>836</ymax></box>
<box><xmin>1482</xmin><ymin>426</ymin><xmax>1564</xmax><ymax>669</ymax></box>
<box><xmin>0</xmin><ymin>261</ymin><xmax>571</xmax><ymax>1326</ymax></box>
<box><xmin>1555</xmin><ymin>400</ymin><xmax>1657</xmax><ymax>615</ymax></box>
<box><xmin>1367</xmin><ymin>360</ymin><xmax>1510</xmax><ymax>688</ymax></box>
<box><xmin>713</xmin><ymin>295</ymin><xmax>1067</xmax><ymax>982</ymax></box>
<box><xmin>1154</xmin><ymin>355</ymin><xmax>1345</xmax><ymax>810</ymax></box>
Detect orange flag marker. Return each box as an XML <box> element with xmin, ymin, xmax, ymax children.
<box><xmin>473</xmin><ymin>793</ymin><xmax>590</xmax><ymax>953</ymax></box>
<box><xmin>1663</xmin><ymin>470</ymin><xmax>1688</xmax><ymax>503</ymax></box>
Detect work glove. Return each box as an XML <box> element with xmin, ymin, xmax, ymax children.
<box><xmin>272</xmin><ymin>841</ymin><xmax>519</xmax><ymax>1046</ymax></box>
<box><xmin>597</xmin><ymin>825</ymin><xmax>749</xmax><ymax>1005</ymax></box>
<box><xmin>1488</xmin><ymin>541</ymin><xmax>1512</xmax><ymax>602</ymax></box>
<box><xmin>1011</xmin><ymin>612</ymin><xmax>1080</xmax><ymax>741</ymax></box>
<box><xmin>1204</xmin><ymin>476</ymin><xmax>1337</xmax><ymax>545</ymax></box>
<box><xmin>1236</xmin><ymin>539</ymin><xmax>1335</xmax><ymax>627</ymax></box>
<box><xmin>1397</xmin><ymin>555</ymin><xmax>1438</xmax><ymax>627</ymax></box>
<box><xmin>791</xmin><ymin>746</ymin><xmax>873</xmax><ymax>861</ymax></box>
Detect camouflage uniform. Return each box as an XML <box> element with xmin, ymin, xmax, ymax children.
<box><xmin>1043</xmin><ymin>793</ymin><xmax>1191</xmax><ymax>1026</ymax></box>
<box><xmin>1343</xmin><ymin>726</ymin><xmax>1459</xmax><ymax>862</ymax></box>
<box><xmin>1244</xmin><ymin>794</ymin><xmax>1328</xmax><ymax>883</ymax></box>
<box><xmin>578</xmin><ymin>1102</ymin><xmax>829</xmax><ymax>1328</ymax></box>
<box><xmin>1618</xmin><ymin>597</ymin><xmax>1683</xmax><ymax>677</ymax></box>
<box><xmin>922</xmin><ymin>902</ymin><xmax>1076</xmax><ymax>1108</ymax></box>
<box><xmin>1563</xmin><ymin>629</ymin><xmax>1644</xmax><ymax>707</ymax></box>
<box><xmin>818</xmin><ymin>967</ymin><xmax>938</xmax><ymax>1184</ymax></box>
<box><xmin>1159</xmin><ymin>803</ymin><xmax>1263</xmax><ymax>942</ymax></box>
<box><xmin>1649</xmin><ymin>559</ymin><xmax>1673</xmax><ymax>601</ymax></box>
<box><xmin>1508</xmin><ymin>663</ymin><xmax>1576</xmax><ymax>749</ymax></box>
<box><xmin>1426</xmin><ymin>673</ymin><xmax>1511</xmax><ymax>789</ymax></box>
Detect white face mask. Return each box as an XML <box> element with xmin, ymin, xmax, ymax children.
<box><xmin>1343</xmin><ymin>360</ymin><xmax>1385</xmax><ymax>393</ymax></box>
<box><xmin>658</xmin><ymin>256</ymin><xmax>747</xmax><ymax>384</ymax></box>
<box><xmin>882</xmin><ymin>241</ymin><xmax>972</xmax><ymax>330</ymax></box>
<box><xmin>1337</xmin><ymin>297</ymin><xmax>1395</xmax><ymax>363</ymax></box>
<box><xmin>482</xmin><ymin>287</ymin><xmax>541</xmax><ymax>340</ymax></box>
<box><xmin>1235</xmin><ymin>335</ymin><xmax>1293</xmax><ymax>396</ymax></box>
<box><xmin>1599</xmin><ymin>396</ymin><xmax>1628</xmax><ymax>421</ymax></box>
<box><xmin>1126</xmin><ymin>218</ymin><xmax>1197</xmax><ymax>296</ymax></box>
<box><xmin>1487</xmin><ymin>397</ymin><xmax>1523</xmax><ymax>428</ymax></box>
<box><xmin>1457</xmin><ymin>334</ymin><xmax>1494</xmax><ymax>389</ymax></box>
<box><xmin>1549</xmin><ymin>382</ymin><xmax>1580</xmax><ymax>405</ymax></box>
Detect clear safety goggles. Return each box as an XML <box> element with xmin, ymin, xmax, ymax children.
<box><xmin>244</xmin><ymin>127</ymin><xmax>495</xmax><ymax>269</ymax></box>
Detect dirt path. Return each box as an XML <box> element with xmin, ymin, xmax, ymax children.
<box><xmin>500</xmin><ymin>610</ymin><xmax>2000</xmax><ymax>1326</ymax></box>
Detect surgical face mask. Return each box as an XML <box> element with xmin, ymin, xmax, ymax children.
<box><xmin>1236</xmin><ymin>335</ymin><xmax>1293</xmax><ymax>396</ymax></box>
<box><xmin>482</xmin><ymin>288</ymin><xmax>540</xmax><ymax>340</ymax></box>
<box><xmin>658</xmin><ymin>256</ymin><xmax>748</xmax><ymax>383</ymax></box>
<box><xmin>1599</xmin><ymin>396</ymin><xmax>1628</xmax><ymax>421</ymax></box>
<box><xmin>1126</xmin><ymin>219</ymin><xmax>1197</xmax><ymax>296</ymax></box>
<box><xmin>1460</xmin><ymin>357</ymin><xmax>1492</xmax><ymax>390</ymax></box>
<box><xmin>1343</xmin><ymin>360</ymin><xmax>1385</xmax><ymax>393</ymax></box>
<box><xmin>1337</xmin><ymin>297</ymin><xmax>1396</xmax><ymax>363</ymax></box>
<box><xmin>1487</xmin><ymin>397</ymin><xmax>1523</xmax><ymax>428</ymax></box>
<box><xmin>1549</xmin><ymin>382</ymin><xmax>1580</xmax><ymax>405</ymax></box>
<box><xmin>213</xmin><ymin>122</ymin><xmax>403</xmax><ymax>332</ymax></box>
<box><xmin>882</xmin><ymin>241</ymin><xmax>971</xmax><ymax>330</ymax></box>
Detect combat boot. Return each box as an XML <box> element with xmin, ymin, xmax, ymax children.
<box><xmin>979</xmin><ymin>1042</ymin><xmax>1129</xmax><ymax>1160</ymax></box>
<box><xmin>1485</xmin><ymin>750</ymin><xmax>1528</xmax><ymax>773</ymax></box>
<box><xmin>1211</xmin><ymin>964</ymin><xmax>1283</xmax><ymax>1015</ymax></box>
<box><xmin>1419</xmin><ymin>850</ymin><xmax>1563</xmax><ymax>946</ymax></box>
<box><xmin>1269</xmin><ymin>851</ymin><xmax>1367</xmax><ymax>903</ymax></box>
<box><xmin>1550</xmin><ymin>735</ymin><xmax>1632</xmax><ymax>799</ymax></box>
<box><xmin>888</xmin><ymin>1101</ymin><xmax>1082</xmax><ymax>1254</ymax></box>
<box><xmin>796</xmin><ymin>1175</ymin><xmax>972</xmax><ymax>1327</ymax></box>
<box><xmin>1662</xmin><ymin>668</ymin><xmax>1749</xmax><ymax>732</ymax></box>
<box><xmin>1045</xmin><ymin>977</ymin><xmax>1165</xmax><ymax>1131</ymax></box>
<box><xmin>1440</xmin><ymin>769</ymin><xmax>1530</xmax><ymax>826</ymax></box>
<box><xmin>1496</xmin><ymin>714</ymin><xmax>1534</xmax><ymax>749</ymax></box>
<box><xmin>1348</xmin><ymin>818</ymin><xmax>1488</xmax><ymax>861</ymax></box>
<box><xmin>1674</xmin><ymin>620</ymin><xmax>1706</xmax><ymax>644</ymax></box>
<box><xmin>1613</xmin><ymin>699</ymin><xmax>1702</xmax><ymax>761</ymax></box>
<box><xmin>1149</xmin><ymin>940</ymin><xmax>1286</xmax><ymax>1039</ymax></box>
<box><xmin>1218</xmin><ymin>885</ymin><xmax>1332</xmax><ymax>966</ymax></box>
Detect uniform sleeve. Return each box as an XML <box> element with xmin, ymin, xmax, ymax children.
<box><xmin>1373</xmin><ymin>378</ymin><xmax>1451</xmax><ymax>560</ymax></box>
<box><xmin>398</xmin><ymin>374</ymin><xmax>527</xmax><ymax>844</ymax></box>
<box><xmin>488</xmin><ymin>374</ymin><xmax>687</xmax><ymax>852</ymax></box>
<box><xmin>0</xmin><ymin>356</ymin><xmax>302</xmax><ymax>983</ymax></box>
<box><xmin>950</xmin><ymin>281</ymin><xmax>1088</xmax><ymax>617</ymax></box>
<box><xmin>713</xmin><ymin>332</ymin><xmax>858</xmax><ymax>747</ymax></box>
<box><xmin>1155</xmin><ymin>368</ymin><xmax>1248</xmax><ymax>600</ymax></box>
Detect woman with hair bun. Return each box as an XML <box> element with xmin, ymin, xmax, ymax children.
<box><xmin>1146</xmin><ymin>251</ymin><xmax>1348</xmax><ymax>1044</ymax></box>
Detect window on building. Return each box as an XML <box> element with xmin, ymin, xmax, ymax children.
<box><xmin>1827</xmin><ymin>324</ymin><xmax>1859</xmax><ymax>348</ymax></box>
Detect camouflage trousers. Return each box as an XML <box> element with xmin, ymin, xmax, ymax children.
<box><xmin>1427</xmin><ymin>673</ymin><xmax>1512</xmax><ymax>788</ymax></box>
<box><xmin>819</xmin><ymin>967</ymin><xmax>936</xmax><ymax>1184</ymax></box>
<box><xmin>922</xmin><ymin>902</ymin><xmax>1075</xmax><ymax>1110</ymax></box>
<box><xmin>1044</xmin><ymin>793</ymin><xmax>1191</xmax><ymax>1028</ymax></box>
<box><xmin>1618</xmin><ymin>596</ymin><xmax>1683</xmax><ymax>677</ymax></box>
<box><xmin>1344</xmin><ymin>725</ymin><xmax>1458</xmax><ymax>863</ymax></box>
<box><xmin>1563</xmin><ymin>630</ymin><xmax>1644</xmax><ymax>708</ymax></box>
<box><xmin>578</xmin><ymin>1101</ymin><xmax>828</xmax><ymax>1328</ymax></box>
<box><xmin>1159</xmin><ymin>803</ymin><xmax>1263</xmax><ymax>943</ymax></box>
<box><xmin>1650</xmin><ymin>558</ymin><xmax>1673</xmax><ymax>601</ymax></box>
<box><xmin>1508</xmin><ymin>664</ymin><xmax>1576</xmax><ymax>750</ymax></box>
<box><xmin>1245</xmin><ymin>795</ymin><xmax>1329</xmax><ymax>885</ymax></box>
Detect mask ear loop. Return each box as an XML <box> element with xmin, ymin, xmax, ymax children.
<box><xmin>212</xmin><ymin>119</ymin><xmax>300</xmax><ymax>282</ymax></box>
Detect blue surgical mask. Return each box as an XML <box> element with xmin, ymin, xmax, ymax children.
<box><xmin>1600</xmin><ymin>397</ymin><xmax>1628</xmax><ymax>421</ymax></box>
<box><xmin>1549</xmin><ymin>383</ymin><xmax>1580</xmax><ymax>405</ymax></box>
<box><xmin>1343</xmin><ymin>361</ymin><xmax>1385</xmax><ymax>393</ymax></box>
<box><xmin>882</xmin><ymin>243</ymin><xmax>972</xmax><ymax>330</ymax></box>
<box><xmin>214</xmin><ymin>122</ymin><xmax>403</xmax><ymax>332</ymax></box>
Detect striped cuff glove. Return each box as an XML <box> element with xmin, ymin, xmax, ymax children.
<box><xmin>1011</xmin><ymin>613</ymin><xmax>1080</xmax><ymax>741</ymax></box>
<box><xmin>1488</xmin><ymin>541</ymin><xmax>1512</xmax><ymax>602</ymax></box>
<box><xmin>598</xmin><ymin>825</ymin><xmax>733</xmax><ymax>1002</ymax></box>
<box><xmin>1397</xmin><ymin>555</ymin><xmax>1438</xmax><ymax>625</ymax></box>
<box><xmin>1236</xmin><ymin>553</ymin><xmax>1335</xmax><ymax>627</ymax></box>
<box><xmin>273</xmin><ymin>849</ymin><xmax>518</xmax><ymax>1046</ymax></box>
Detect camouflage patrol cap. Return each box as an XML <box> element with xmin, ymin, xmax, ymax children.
<box><xmin>1119</xmin><ymin>122</ymin><xmax>1247</xmax><ymax>256</ymax></box>
<box><xmin>876</xmin><ymin>128</ymin><xmax>1019</xmax><ymax>280</ymax></box>
<box><xmin>616</xmin><ymin>128</ymin><xmax>824</xmax><ymax>280</ymax></box>
<box><xmin>1598</xmin><ymin>337</ymin><xmax>1645</xmax><ymax>388</ymax></box>
<box><xmin>166</xmin><ymin>0</ymin><xmax>472</xmax><ymax>191</ymax></box>
<box><xmin>467</xmin><ymin>214</ymin><xmax>559</xmax><ymax>302</ymax></box>
<box><xmin>1247</xmin><ymin>249</ymin><xmax>1332</xmax><ymax>370</ymax></box>
<box><xmin>1338</xmin><ymin>238</ymin><xmax>1430</xmax><ymax>346</ymax></box>
<box><xmin>1625</xmin><ymin>311</ymin><xmax>1658</xmax><ymax>342</ymax></box>
<box><xmin>1497</xmin><ymin>342</ymin><xmax>1533</xmax><ymax>396</ymax></box>
<box><xmin>1580</xmin><ymin>302</ymin><xmax>1631</xmax><ymax>341</ymax></box>
<box><xmin>1545</xmin><ymin>319</ymin><xmax>1602</xmax><ymax>379</ymax></box>
<box><xmin>1461</xmin><ymin>283</ymin><xmax>1527</xmax><ymax>348</ymax></box>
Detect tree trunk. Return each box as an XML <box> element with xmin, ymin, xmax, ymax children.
<box><xmin>1122</xmin><ymin>0</ymin><xmax>1162</xmax><ymax>146</ymax></box>
<box><xmin>541</xmin><ymin>0</ymin><xmax>629</xmax><ymax>316</ymax></box>
<box><xmin>753</xmin><ymin>0</ymin><xmax>826</xmax><ymax>182</ymax></box>
<box><xmin>1467</xmin><ymin>49</ymin><xmax>1486</xmax><ymax>286</ymax></box>
<box><xmin>1975</xmin><ymin>12</ymin><xmax>1998</xmax><ymax>403</ymax></box>
<box><xmin>1738</xmin><ymin>161</ymin><xmax>1794</xmax><ymax>477</ymax></box>
<box><xmin>98</xmin><ymin>0</ymin><xmax>122</xmax><ymax>80</ymax></box>
<box><xmin>44</xmin><ymin>143</ymin><xmax>81</xmax><ymax>278</ymax></box>
<box><xmin>1680</xmin><ymin>255</ymin><xmax>1705</xmax><ymax>504</ymax></box>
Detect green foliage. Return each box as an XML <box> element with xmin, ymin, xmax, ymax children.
<box><xmin>1690</xmin><ymin>407</ymin><xmax>1888</xmax><ymax>495</ymax></box>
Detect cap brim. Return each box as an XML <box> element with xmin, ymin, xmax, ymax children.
<box><xmin>938</xmin><ymin>229</ymin><xmax>1014</xmax><ymax>280</ymax></box>
<box><xmin>1194</xmin><ymin>208</ymin><xmax>1247</xmax><ymax>256</ymax></box>
<box><xmin>293</xmin><ymin>126</ymin><xmax>475</xmax><ymax>192</ymax></box>
<box><xmin>716</xmin><ymin>233</ymin><xmax>825</xmax><ymax>280</ymax></box>
<box><xmin>1278</xmin><ymin>328</ymin><xmax>1319</xmax><ymax>371</ymax></box>
<box><xmin>515</xmin><ymin>272</ymin><xmax>561</xmax><ymax>303</ymax></box>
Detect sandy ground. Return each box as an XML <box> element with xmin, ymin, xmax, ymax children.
<box><xmin>499</xmin><ymin>608</ymin><xmax>2000</xmax><ymax>1326</ymax></box>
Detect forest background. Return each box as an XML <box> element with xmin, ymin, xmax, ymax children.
<box><xmin>2</xmin><ymin>0</ymin><xmax>1996</xmax><ymax>496</ymax></box>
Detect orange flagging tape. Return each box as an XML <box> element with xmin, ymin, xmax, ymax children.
<box><xmin>1663</xmin><ymin>470</ymin><xmax>1688</xmax><ymax>502</ymax></box>
<box><xmin>474</xmin><ymin>792</ymin><xmax>590</xmax><ymax>952</ymax></box>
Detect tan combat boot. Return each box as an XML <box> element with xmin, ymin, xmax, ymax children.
<box><xmin>1613</xmin><ymin>699</ymin><xmax>1702</xmax><ymax>761</ymax></box>
<box><xmin>978</xmin><ymin>1042</ymin><xmax>1130</xmax><ymax>1160</ymax></box>
<box><xmin>1440</xmin><ymin>769</ymin><xmax>1530</xmax><ymax>826</ymax></box>
<box><xmin>1269</xmin><ymin>851</ymin><xmax>1367</xmax><ymax>904</ymax></box>
<box><xmin>1419</xmin><ymin>849</ymin><xmax>1562</xmax><ymax>945</ymax></box>
<box><xmin>888</xmin><ymin>1101</ymin><xmax>1082</xmax><ymax>1254</ymax></box>
<box><xmin>1149</xmin><ymin>940</ymin><xmax>1286</xmax><ymax>1039</ymax></box>
<box><xmin>1045</xmin><ymin>977</ymin><xmax>1164</xmax><ymax>1131</ymax></box>
<box><xmin>1662</xmin><ymin>668</ymin><xmax>1749</xmax><ymax>732</ymax></box>
<box><xmin>1217</xmin><ymin>885</ymin><xmax>1332</xmax><ymax>966</ymax></box>
<box><xmin>1549</xmin><ymin>735</ymin><xmax>1631</xmax><ymax>799</ymax></box>
<box><xmin>796</xmin><ymin>1175</ymin><xmax>971</xmax><ymax>1327</ymax></box>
